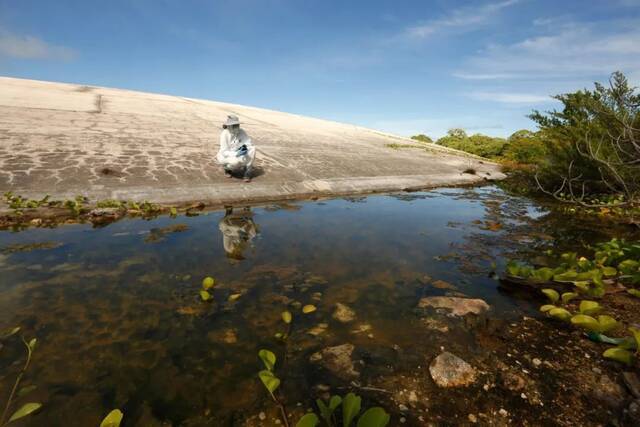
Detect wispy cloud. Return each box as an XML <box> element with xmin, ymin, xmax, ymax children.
<box><xmin>404</xmin><ymin>0</ymin><xmax>521</xmax><ymax>39</ymax></box>
<box><xmin>0</xmin><ymin>29</ymin><xmax>76</xmax><ymax>60</ymax></box>
<box><xmin>455</xmin><ymin>21</ymin><xmax>640</xmax><ymax>80</ymax></box>
<box><xmin>466</xmin><ymin>91</ymin><xmax>553</xmax><ymax>104</ymax></box>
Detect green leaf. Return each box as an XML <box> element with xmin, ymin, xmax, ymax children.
<box><xmin>628</xmin><ymin>289</ymin><xmax>640</xmax><ymax>298</ymax></box>
<box><xmin>579</xmin><ymin>300</ymin><xmax>601</xmax><ymax>315</ymax></box>
<box><xmin>630</xmin><ymin>327</ymin><xmax>640</xmax><ymax>353</ymax></box>
<box><xmin>1</xmin><ymin>326</ymin><xmax>20</xmax><ymax>340</ymax></box>
<box><xmin>601</xmin><ymin>266</ymin><xmax>617</xmax><ymax>277</ymax></box>
<box><xmin>548</xmin><ymin>307</ymin><xmax>572</xmax><ymax>321</ymax></box>
<box><xmin>258</xmin><ymin>370</ymin><xmax>280</xmax><ymax>394</ymax></box>
<box><xmin>571</xmin><ymin>314</ymin><xmax>601</xmax><ymax>333</ymax></box>
<box><xmin>603</xmin><ymin>347</ymin><xmax>633</xmax><ymax>365</ymax></box>
<box><xmin>100</xmin><ymin>409</ymin><xmax>124</xmax><ymax>427</ymax></box>
<box><xmin>258</xmin><ymin>349</ymin><xmax>276</xmax><ymax>371</ymax></box>
<box><xmin>561</xmin><ymin>292</ymin><xmax>578</xmax><ymax>304</ymax></box>
<box><xmin>356</xmin><ymin>407</ymin><xmax>391</xmax><ymax>427</ymax></box>
<box><xmin>539</xmin><ymin>304</ymin><xmax>556</xmax><ymax>313</ymax></box>
<box><xmin>329</xmin><ymin>395</ymin><xmax>342</xmax><ymax>411</ymax></box>
<box><xmin>342</xmin><ymin>392</ymin><xmax>361</xmax><ymax>427</ymax></box>
<box><xmin>170</xmin><ymin>207</ymin><xmax>177</xmax><ymax>217</ymax></box>
<box><xmin>28</xmin><ymin>338</ymin><xmax>37</xmax><ymax>351</ymax></box>
<box><xmin>8</xmin><ymin>403</ymin><xmax>42</xmax><ymax>422</ymax></box>
<box><xmin>532</xmin><ymin>267</ymin><xmax>554</xmax><ymax>282</ymax></box>
<box><xmin>17</xmin><ymin>385</ymin><xmax>37</xmax><ymax>397</ymax></box>
<box><xmin>296</xmin><ymin>413</ymin><xmax>320</xmax><ymax>427</ymax></box>
<box><xmin>282</xmin><ymin>311</ymin><xmax>292</xmax><ymax>324</ymax></box>
<box><xmin>199</xmin><ymin>290</ymin><xmax>212</xmax><ymax>302</ymax></box>
<box><xmin>317</xmin><ymin>399</ymin><xmax>331</xmax><ymax>423</ymax></box>
<box><xmin>541</xmin><ymin>289</ymin><xmax>559</xmax><ymax>304</ymax></box>
<box><xmin>554</xmin><ymin>270</ymin><xmax>578</xmax><ymax>282</ymax></box>
<box><xmin>302</xmin><ymin>304</ymin><xmax>317</xmax><ymax>314</ymax></box>
<box><xmin>202</xmin><ymin>277</ymin><xmax>215</xmax><ymax>290</ymax></box>
<box><xmin>597</xmin><ymin>315</ymin><xmax>618</xmax><ymax>334</ymax></box>
<box><xmin>619</xmin><ymin>259</ymin><xmax>639</xmax><ymax>275</ymax></box>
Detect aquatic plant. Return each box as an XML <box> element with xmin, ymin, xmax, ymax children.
<box><xmin>295</xmin><ymin>392</ymin><xmax>390</xmax><ymax>427</ymax></box>
<box><xmin>257</xmin><ymin>349</ymin><xmax>289</xmax><ymax>427</ymax></box>
<box><xmin>99</xmin><ymin>409</ymin><xmax>123</xmax><ymax>427</ymax></box>
<box><xmin>200</xmin><ymin>276</ymin><xmax>215</xmax><ymax>301</ymax></box>
<box><xmin>302</xmin><ymin>305</ymin><xmax>317</xmax><ymax>314</ymax></box>
<box><xmin>0</xmin><ymin>327</ymin><xmax>42</xmax><ymax>426</ymax></box>
<box><xmin>539</xmin><ymin>289</ymin><xmax>575</xmax><ymax>321</ymax></box>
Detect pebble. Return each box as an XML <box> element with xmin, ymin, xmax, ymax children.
<box><xmin>521</xmin><ymin>393</ymin><xmax>527</xmax><ymax>399</ymax></box>
<box><xmin>258</xmin><ymin>412</ymin><xmax>266</xmax><ymax>420</ymax></box>
<box><xmin>532</xmin><ymin>358</ymin><xmax>542</xmax><ymax>367</ymax></box>
<box><xmin>468</xmin><ymin>414</ymin><xmax>478</xmax><ymax>423</ymax></box>
<box><xmin>592</xmin><ymin>367</ymin><xmax>602</xmax><ymax>374</ymax></box>
<box><xmin>400</xmin><ymin>417</ymin><xmax>406</xmax><ymax>423</ymax></box>
<box><xmin>399</xmin><ymin>404</ymin><xmax>408</xmax><ymax>411</ymax></box>
<box><xmin>499</xmin><ymin>408</ymin><xmax>508</xmax><ymax>417</ymax></box>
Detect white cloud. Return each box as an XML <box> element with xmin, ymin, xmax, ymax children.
<box><xmin>455</xmin><ymin>21</ymin><xmax>640</xmax><ymax>80</ymax></box>
<box><xmin>0</xmin><ymin>30</ymin><xmax>76</xmax><ymax>60</ymax></box>
<box><xmin>466</xmin><ymin>91</ymin><xmax>553</xmax><ymax>103</ymax></box>
<box><xmin>404</xmin><ymin>0</ymin><xmax>521</xmax><ymax>39</ymax></box>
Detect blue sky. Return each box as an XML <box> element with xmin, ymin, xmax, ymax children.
<box><xmin>1</xmin><ymin>0</ymin><xmax>639</xmax><ymax>138</ymax></box>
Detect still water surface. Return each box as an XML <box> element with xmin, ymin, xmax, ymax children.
<box><xmin>0</xmin><ymin>186</ymin><xmax>625</xmax><ymax>425</ymax></box>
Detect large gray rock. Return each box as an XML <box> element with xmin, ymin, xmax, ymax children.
<box><xmin>429</xmin><ymin>352</ymin><xmax>477</xmax><ymax>387</ymax></box>
<box><xmin>418</xmin><ymin>297</ymin><xmax>489</xmax><ymax>316</ymax></box>
<box><xmin>310</xmin><ymin>343</ymin><xmax>360</xmax><ymax>379</ymax></box>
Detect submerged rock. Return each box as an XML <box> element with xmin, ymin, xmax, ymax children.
<box><xmin>333</xmin><ymin>303</ymin><xmax>356</xmax><ymax>323</ymax></box>
<box><xmin>310</xmin><ymin>343</ymin><xmax>360</xmax><ymax>379</ymax></box>
<box><xmin>418</xmin><ymin>296</ymin><xmax>489</xmax><ymax>316</ymax></box>
<box><xmin>429</xmin><ymin>352</ymin><xmax>477</xmax><ymax>387</ymax></box>
<box><xmin>589</xmin><ymin>374</ymin><xmax>627</xmax><ymax>410</ymax></box>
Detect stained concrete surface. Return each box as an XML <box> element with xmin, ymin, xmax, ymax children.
<box><xmin>0</xmin><ymin>77</ymin><xmax>504</xmax><ymax>205</ymax></box>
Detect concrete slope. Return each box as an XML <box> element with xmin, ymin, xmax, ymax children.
<box><xmin>0</xmin><ymin>77</ymin><xmax>504</xmax><ymax>205</ymax></box>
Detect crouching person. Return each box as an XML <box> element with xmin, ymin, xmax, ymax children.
<box><xmin>216</xmin><ymin>115</ymin><xmax>256</xmax><ymax>182</ymax></box>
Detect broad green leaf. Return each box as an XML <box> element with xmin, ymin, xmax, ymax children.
<box><xmin>356</xmin><ymin>407</ymin><xmax>390</xmax><ymax>427</ymax></box>
<box><xmin>573</xmin><ymin>281</ymin><xmax>590</xmax><ymax>293</ymax></box>
<box><xmin>258</xmin><ymin>349</ymin><xmax>276</xmax><ymax>371</ymax></box>
<box><xmin>170</xmin><ymin>207</ymin><xmax>177</xmax><ymax>216</ymax></box>
<box><xmin>630</xmin><ymin>327</ymin><xmax>640</xmax><ymax>353</ymax></box>
<box><xmin>628</xmin><ymin>289</ymin><xmax>640</xmax><ymax>298</ymax></box>
<box><xmin>554</xmin><ymin>270</ymin><xmax>578</xmax><ymax>281</ymax></box>
<box><xmin>603</xmin><ymin>347</ymin><xmax>633</xmax><ymax>365</ymax></box>
<box><xmin>100</xmin><ymin>409</ymin><xmax>123</xmax><ymax>427</ymax></box>
<box><xmin>258</xmin><ymin>370</ymin><xmax>280</xmax><ymax>394</ymax></box>
<box><xmin>202</xmin><ymin>277</ymin><xmax>215</xmax><ymax>290</ymax></box>
<box><xmin>539</xmin><ymin>304</ymin><xmax>556</xmax><ymax>313</ymax></box>
<box><xmin>317</xmin><ymin>399</ymin><xmax>331</xmax><ymax>423</ymax></box>
<box><xmin>548</xmin><ymin>307</ymin><xmax>571</xmax><ymax>321</ymax></box>
<box><xmin>302</xmin><ymin>305</ymin><xmax>317</xmax><ymax>314</ymax></box>
<box><xmin>329</xmin><ymin>395</ymin><xmax>342</xmax><ymax>411</ymax></box>
<box><xmin>17</xmin><ymin>385</ymin><xmax>37</xmax><ymax>397</ymax></box>
<box><xmin>342</xmin><ymin>392</ymin><xmax>361</xmax><ymax>427</ymax></box>
<box><xmin>541</xmin><ymin>289</ymin><xmax>559</xmax><ymax>304</ymax></box>
<box><xmin>579</xmin><ymin>300</ymin><xmax>601</xmax><ymax>315</ymax></box>
<box><xmin>561</xmin><ymin>292</ymin><xmax>578</xmax><ymax>304</ymax></box>
<box><xmin>282</xmin><ymin>311</ymin><xmax>292</xmax><ymax>324</ymax></box>
<box><xmin>28</xmin><ymin>338</ymin><xmax>37</xmax><ymax>351</ymax></box>
<box><xmin>532</xmin><ymin>267</ymin><xmax>554</xmax><ymax>282</ymax></box>
<box><xmin>199</xmin><ymin>290</ymin><xmax>212</xmax><ymax>302</ymax></box>
<box><xmin>619</xmin><ymin>259</ymin><xmax>639</xmax><ymax>275</ymax></box>
<box><xmin>8</xmin><ymin>403</ymin><xmax>42</xmax><ymax>422</ymax></box>
<box><xmin>597</xmin><ymin>315</ymin><xmax>618</xmax><ymax>334</ymax></box>
<box><xmin>296</xmin><ymin>413</ymin><xmax>320</xmax><ymax>427</ymax></box>
<box><xmin>601</xmin><ymin>266</ymin><xmax>617</xmax><ymax>277</ymax></box>
<box><xmin>228</xmin><ymin>293</ymin><xmax>242</xmax><ymax>301</ymax></box>
<box><xmin>571</xmin><ymin>314</ymin><xmax>601</xmax><ymax>333</ymax></box>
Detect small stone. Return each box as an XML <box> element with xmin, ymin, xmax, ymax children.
<box><xmin>429</xmin><ymin>352</ymin><xmax>477</xmax><ymax>387</ymax></box>
<box><xmin>418</xmin><ymin>296</ymin><xmax>490</xmax><ymax>316</ymax></box>
<box><xmin>499</xmin><ymin>408</ymin><xmax>508</xmax><ymax>417</ymax></box>
<box><xmin>310</xmin><ymin>343</ymin><xmax>360</xmax><ymax>379</ymax></box>
<box><xmin>399</xmin><ymin>404</ymin><xmax>408</xmax><ymax>411</ymax></box>
<box><xmin>333</xmin><ymin>303</ymin><xmax>356</xmax><ymax>322</ymax></box>
<box><xmin>590</xmin><ymin>374</ymin><xmax>626</xmax><ymax>410</ymax></box>
<box><xmin>258</xmin><ymin>412</ymin><xmax>266</xmax><ymax>420</ymax></box>
<box><xmin>592</xmin><ymin>367</ymin><xmax>602</xmax><ymax>375</ymax></box>
<box><xmin>307</xmin><ymin>323</ymin><xmax>329</xmax><ymax>336</ymax></box>
<box><xmin>223</xmin><ymin>329</ymin><xmax>237</xmax><ymax>344</ymax></box>
<box><xmin>400</xmin><ymin>417</ymin><xmax>406</xmax><ymax>423</ymax></box>
<box><xmin>468</xmin><ymin>414</ymin><xmax>477</xmax><ymax>423</ymax></box>
<box><xmin>408</xmin><ymin>391</ymin><xmax>418</xmax><ymax>402</ymax></box>
<box><xmin>521</xmin><ymin>393</ymin><xmax>527</xmax><ymax>399</ymax></box>
<box><xmin>532</xmin><ymin>358</ymin><xmax>541</xmax><ymax>367</ymax></box>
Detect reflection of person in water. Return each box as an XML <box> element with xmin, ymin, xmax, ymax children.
<box><xmin>219</xmin><ymin>207</ymin><xmax>258</xmax><ymax>260</ymax></box>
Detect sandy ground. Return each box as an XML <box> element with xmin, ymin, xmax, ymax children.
<box><xmin>0</xmin><ymin>77</ymin><xmax>504</xmax><ymax>205</ymax></box>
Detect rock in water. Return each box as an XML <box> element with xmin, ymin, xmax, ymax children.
<box><xmin>429</xmin><ymin>352</ymin><xmax>477</xmax><ymax>387</ymax></box>
<box><xmin>333</xmin><ymin>303</ymin><xmax>356</xmax><ymax>323</ymax></box>
<box><xmin>310</xmin><ymin>343</ymin><xmax>360</xmax><ymax>379</ymax></box>
<box><xmin>418</xmin><ymin>297</ymin><xmax>489</xmax><ymax>316</ymax></box>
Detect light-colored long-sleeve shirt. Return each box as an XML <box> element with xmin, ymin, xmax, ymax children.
<box><xmin>216</xmin><ymin>128</ymin><xmax>256</xmax><ymax>171</ymax></box>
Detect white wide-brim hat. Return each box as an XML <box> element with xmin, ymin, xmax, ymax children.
<box><xmin>224</xmin><ymin>115</ymin><xmax>240</xmax><ymax>127</ymax></box>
